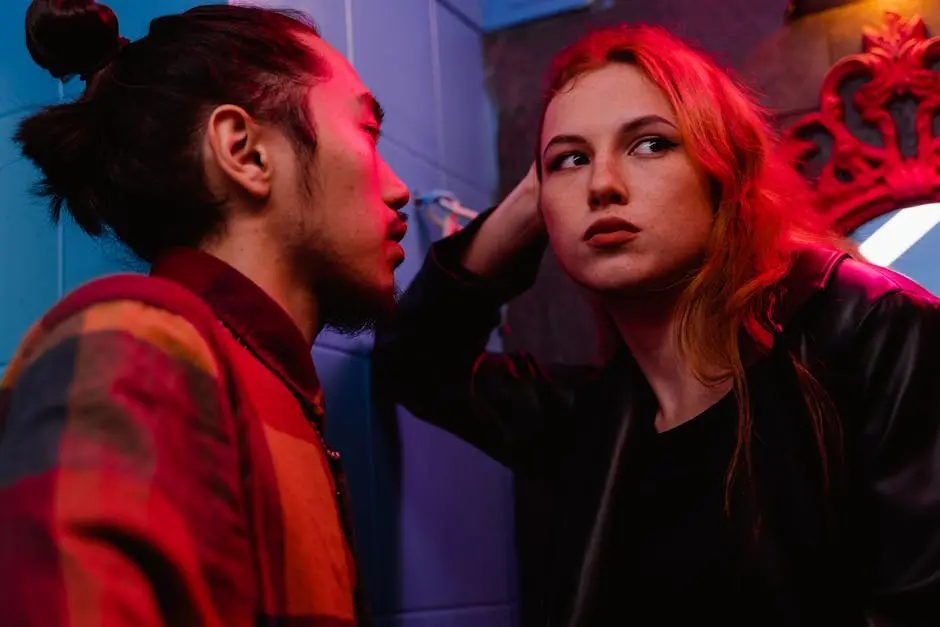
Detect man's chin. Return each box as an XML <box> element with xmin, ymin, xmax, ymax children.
<box><xmin>320</xmin><ymin>281</ymin><xmax>399</xmax><ymax>337</ymax></box>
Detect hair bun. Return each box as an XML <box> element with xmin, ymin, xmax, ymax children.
<box><xmin>25</xmin><ymin>0</ymin><xmax>123</xmax><ymax>79</ymax></box>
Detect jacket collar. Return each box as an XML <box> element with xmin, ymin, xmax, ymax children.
<box><xmin>774</xmin><ymin>245</ymin><xmax>848</xmax><ymax>330</ymax></box>
<box><xmin>150</xmin><ymin>247</ymin><xmax>324</xmax><ymax>421</ymax></box>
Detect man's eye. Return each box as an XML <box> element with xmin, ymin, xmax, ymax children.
<box><xmin>365</xmin><ymin>126</ymin><xmax>382</xmax><ymax>143</ymax></box>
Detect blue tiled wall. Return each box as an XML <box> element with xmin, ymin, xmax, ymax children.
<box><xmin>0</xmin><ymin>0</ymin><xmax>207</xmax><ymax>370</ymax></box>
<box><xmin>0</xmin><ymin>0</ymin><xmax>515</xmax><ymax>624</ymax></box>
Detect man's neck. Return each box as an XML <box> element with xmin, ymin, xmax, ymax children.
<box><xmin>200</xmin><ymin>237</ymin><xmax>320</xmax><ymax>346</ymax></box>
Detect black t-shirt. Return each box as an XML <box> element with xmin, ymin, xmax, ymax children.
<box><xmin>597</xmin><ymin>393</ymin><xmax>758</xmax><ymax>626</ymax></box>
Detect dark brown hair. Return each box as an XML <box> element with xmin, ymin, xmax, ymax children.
<box><xmin>17</xmin><ymin>1</ymin><xmax>328</xmax><ymax>262</ymax></box>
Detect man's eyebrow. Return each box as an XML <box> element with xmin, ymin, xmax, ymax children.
<box><xmin>359</xmin><ymin>92</ymin><xmax>385</xmax><ymax>125</ymax></box>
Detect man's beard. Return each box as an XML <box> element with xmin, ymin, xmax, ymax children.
<box><xmin>317</xmin><ymin>273</ymin><xmax>399</xmax><ymax>336</ymax></box>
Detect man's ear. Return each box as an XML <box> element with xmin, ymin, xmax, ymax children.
<box><xmin>205</xmin><ymin>104</ymin><xmax>272</xmax><ymax>200</ymax></box>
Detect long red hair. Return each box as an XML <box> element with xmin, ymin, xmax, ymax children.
<box><xmin>536</xmin><ymin>25</ymin><xmax>849</xmax><ymax>514</ymax></box>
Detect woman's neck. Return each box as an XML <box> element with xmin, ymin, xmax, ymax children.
<box><xmin>606</xmin><ymin>295</ymin><xmax>732</xmax><ymax>432</ymax></box>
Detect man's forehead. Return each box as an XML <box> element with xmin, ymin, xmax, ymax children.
<box><xmin>296</xmin><ymin>32</ymin><xmax>383</xmax><ymax>124</ymax></box>
<box><xmin>298</xmin><ymin>32</ymin><xmax>355</xmax><ymax>81</ymax></box>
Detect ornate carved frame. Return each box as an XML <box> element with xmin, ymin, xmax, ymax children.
<box><xmin>782</xmin><ymin>12</ymin><xmax>940</xmax><ymax>234</ymax></box>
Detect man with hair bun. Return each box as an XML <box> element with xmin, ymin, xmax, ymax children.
<box><xmin>0</xmin><ymin>2</ymin><xmax>409</xmax><ymax>625</ymax></box>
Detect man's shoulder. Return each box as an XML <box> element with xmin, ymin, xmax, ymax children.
<box><xmin>7</xmin><ymin>274</ymin><xmax>225</xmax><ymax>385</ymax></box>
<box><xmin>47</xmin><ymin>273</ymin><xmax>219</xmax><ymax>330</ymax></box>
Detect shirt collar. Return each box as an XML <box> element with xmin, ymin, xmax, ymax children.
<box><xmin>150</xmin><ymin>247</ymin><xmax>324</xmax><ymax>417</ymax></box>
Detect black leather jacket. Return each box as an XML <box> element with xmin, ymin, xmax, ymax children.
<box><xmin>372</xmin><ymin>219</ymin><xmax>940</xmax><ymax>627</ymax></box>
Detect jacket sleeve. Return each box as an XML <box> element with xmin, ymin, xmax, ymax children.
<box><xmin>0</xmin><ymin>301</ymin><xmax>253</xmax><ymax>627</ymax></box>
<box><xmin>372</xmin><ymin>212</ymin><xmax>589</xmax><ymax>474</ymax></box>
<box><xmin>847</xmin><ymin>289</ymin><xmax>940</xmax><ymax>627</ymax></box>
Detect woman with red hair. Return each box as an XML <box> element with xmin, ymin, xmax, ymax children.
<box><xmin>374</xmin><ymin>25</ymin><xmax>940</xmax><ymax>626</ymax></box>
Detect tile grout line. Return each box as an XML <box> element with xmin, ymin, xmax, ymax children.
<box><xmin>434</xmin><ymin>0</ymin><xmax>483</xmax><ymax>34</ymax></box>
<box><xmin>379</xmin><ymin>601</ymin><xmax>518</xmax><ymax>619</ymax></box>
<box><xmin>344</xmin><ymin>0</ymin><xmax>355</xmax><ymax>66</ymax></box>
<box><xmin>381</xmin><ymin>132</ymin><xmax>492</xmax><ymax>199</ymax></box>
<box><xmin>429</xmin><ymin>0</ymin><xmax>447</xmax><ymax>182</ymax></box>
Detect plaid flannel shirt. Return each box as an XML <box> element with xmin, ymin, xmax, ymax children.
<box><xmin>0</xmin><ymin>248</ymin><xmax>363</xmax><ymax>626</ymax></box>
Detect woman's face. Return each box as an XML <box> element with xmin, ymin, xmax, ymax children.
<box><xmin>539</xmin><ymin>63</ymin><xmax>715</xmax><ymax>297</ymax></box>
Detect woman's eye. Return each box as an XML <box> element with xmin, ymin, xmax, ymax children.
<box><xmin>548</xmin><ymin>152</ymin><xmax>589</xmax><ymax>171</ymax></box>
<box><xmin>631</xmin><ymin>137</ymin><xmax>677</xmax><ymax>156</ymax></box>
